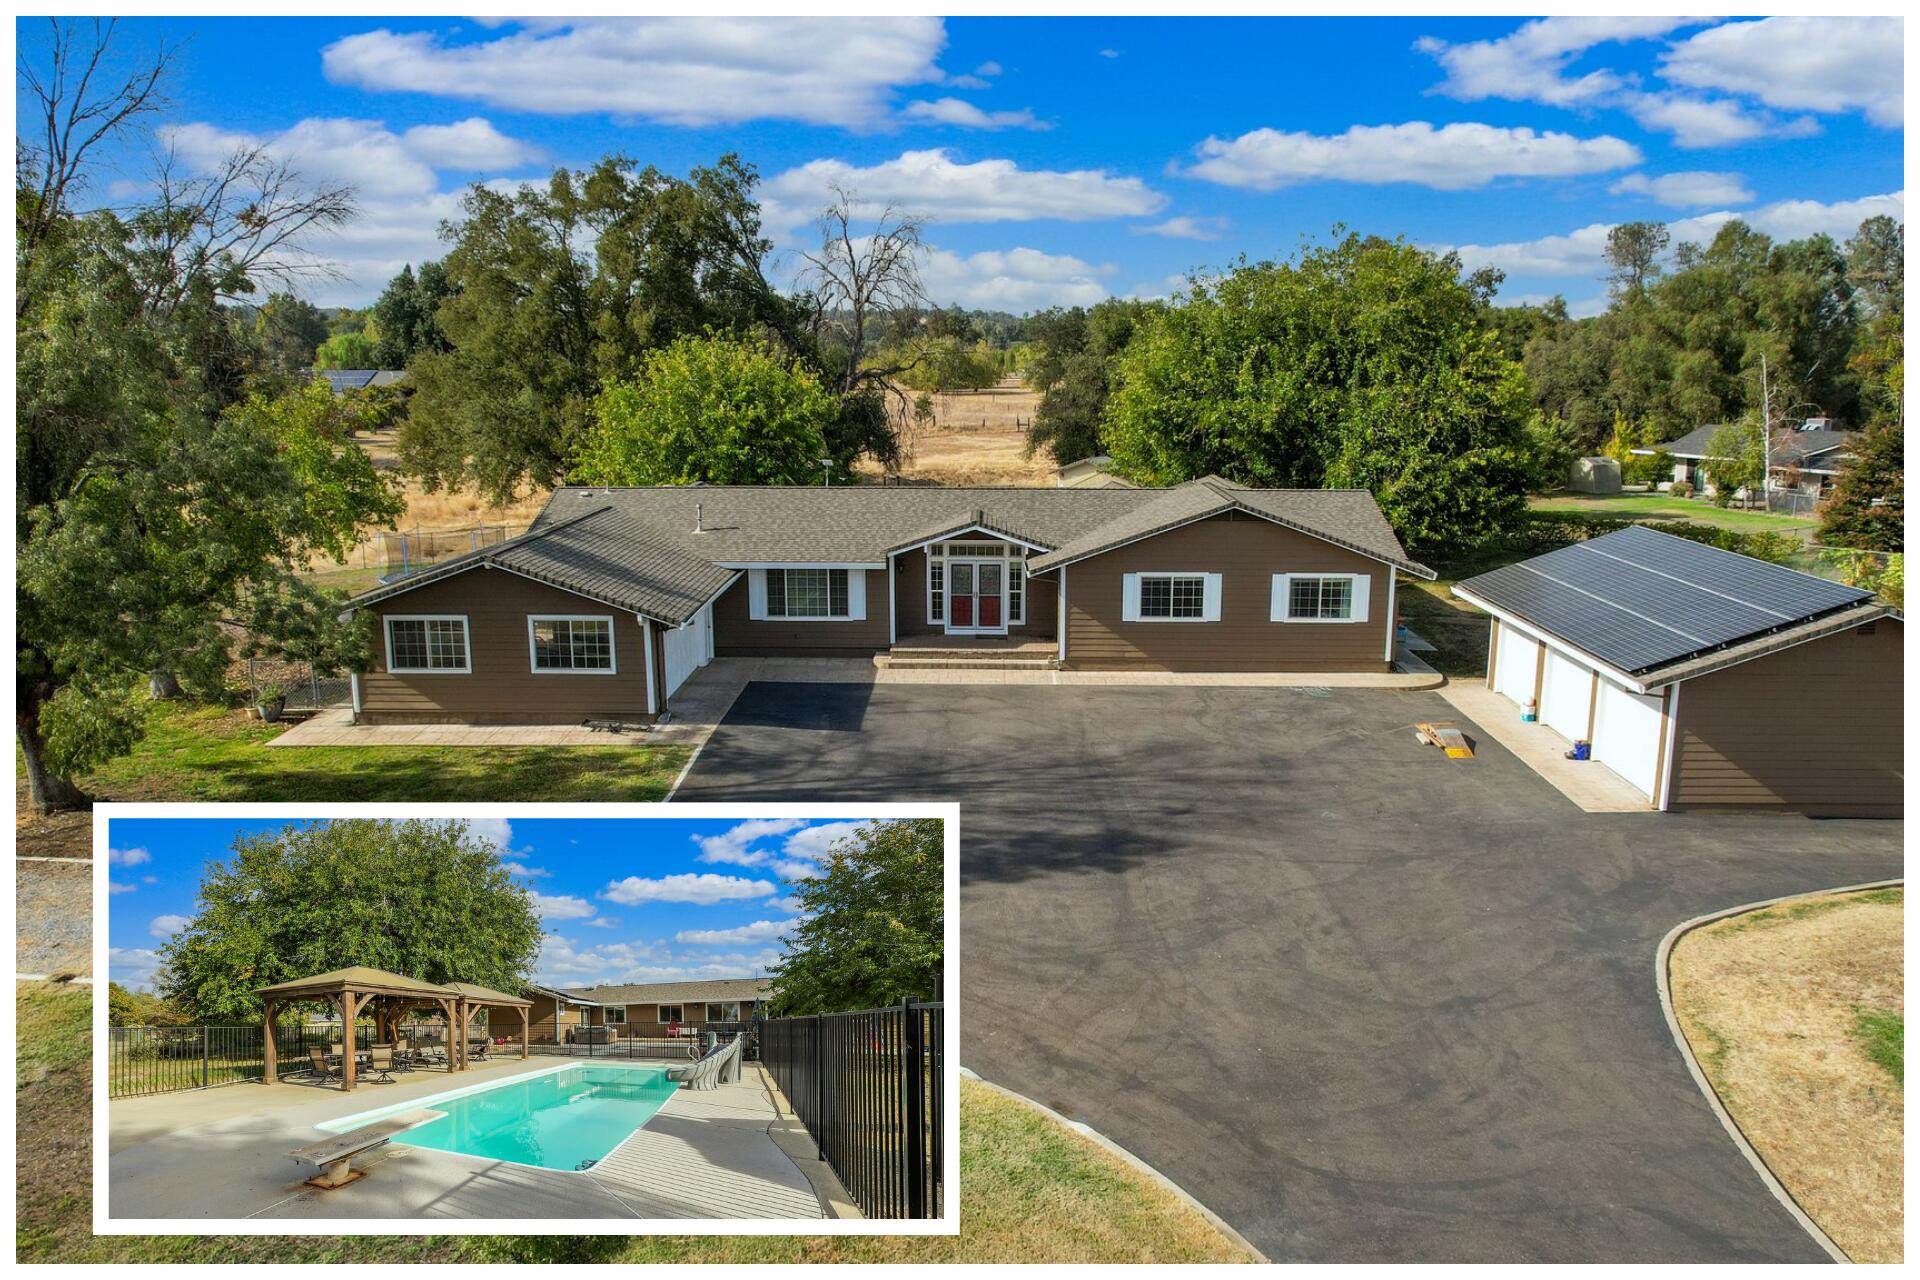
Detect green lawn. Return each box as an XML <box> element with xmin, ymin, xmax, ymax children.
<box><xmin>1395</xmin><ymin>580</ymin><xmax>1490</xmax><ymax>679</ymax></box>
<box><xmin>1851</xmin><ymin>1007</ymin><xmax>1903</xmax><ymax>1084</ymax></box>
<box><xmin>73</xmin><ymin>703</ymin><xmax>687</xmax><ymax>803</ymax></box>
<box><xmin>299</xmin><ymin>564</ymin><xmax>386</xmax><ymax>596</ymax></box>
<box><xmin>20</xmin><ymin>984</ymin><xmax>1251</xmax><ymax>1263</ymax></box>
<box><xmin>1529</xmin><ymin>490</ymin><xmax>1817</xmax><ymax>533</ymax></box>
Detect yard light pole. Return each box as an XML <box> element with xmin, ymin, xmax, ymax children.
<box><xmin>820</xmin><ymin>457</ymin><xmax>832</xmax><ymax>487</ymax></box>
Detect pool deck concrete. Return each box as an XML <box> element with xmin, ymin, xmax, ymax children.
<box><xmin>109</xmin><ymin>1057</ymin><xmax>833</xmax><ymax>1222</ymax></box>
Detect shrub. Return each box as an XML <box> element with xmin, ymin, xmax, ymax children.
<box><xmin>1670</xmin><ymin>481</ymin><xmax>1692</xmax><ymax>499</ymax></box>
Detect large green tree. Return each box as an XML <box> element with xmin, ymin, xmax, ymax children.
<box><xmin>1818</xmin><ymin>420</ymin><xmax>1904</xmax><ymax>551</ymax></box>
<box><xmin>770</xmin><ymin>819</ymin><xmax>944</xmax><ymax>1016</ymax></box>
<box><xmin>158</xmin><ymin>820</ymin><xmax>543</xmax><ymax>1022</ymax></box>
<box><xmin>369</xmin><ymin>260</ymin><xmax>453</xmax><ymax>368</ymax></box>
<box><xmin>572</xmin><ymin>331</ymin><xmax>838</xmax><ymax>485</ymax></box>
<box><xmin>1022</xmin><ymin>298</ymin><xmax>1160</xmax><ymax>464</ymax></box>
<box><xmin>16</xmin><ymin>21</ymin><xmax>397</xmax><ymax>811</ymax></box>
<box><xmin>1102</xmin><ymin>236</ymin><xmax>1533</xmax><ymax>553</ymax></box>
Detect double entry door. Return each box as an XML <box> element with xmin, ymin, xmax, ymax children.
<box><xmin>947</xmin><ymin>558</ymin><xmax>1006</xmax><ymax>632</ymax></box>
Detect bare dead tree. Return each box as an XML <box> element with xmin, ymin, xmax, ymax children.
<box><xmin>130</xmin><ymin>142</ymin><xmax>355</xmax><ymax>315</ymax></box>
<box><xmin>16</xmin><ymin>17</ymin><xmax>174</xmax><ymax>308</ymax></box>
<box><xmin>798</xmin><ymin>189</ymin><xmax>932</xmax><ymax>398</ymax></box>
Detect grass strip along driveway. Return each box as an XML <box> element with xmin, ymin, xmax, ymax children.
<box><xmin>1669</xmin><ymin>886</ymin><xmax>1904</xmax><ymax>1263</ymax></box>
<box><xmin>20</xmin><ymin>985</ymin><xmax>1249</xmax><ymax>1263</ymax></box>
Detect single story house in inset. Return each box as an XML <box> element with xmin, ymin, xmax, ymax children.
<box><xmin>525</xmin><ymin>978</ymin><xmax>772</xmax><ymax>1044</ymax></box>
<box><xmin>1454</xmin><ymin>526</ymin><xmax>1901</xmax><ymax>817</ymax></box>
<box><xmin>1634</xmin><ymin>419</ymin><xmax>1858</xmax><ymax>509</ymax></box>
<box><xmin>343</xmin><ymin>477</ymin><xmax>1435</xmax><ymax>725</ymax></box>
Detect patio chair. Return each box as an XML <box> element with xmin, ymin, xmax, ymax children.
<box><xmin>366</xmin><ymin>1045</ymin><xmax>398</xmax><ymax>1084</ymax></box>
<box><xmin>306</xmin><ymin>1047</ymin><xmax>340</xmax><ymax>1085</ymax></box>
<box><xmin>469</xmin><ymin>1039</ymin><xmax>491</xmax><ymax>1062</ymax></box>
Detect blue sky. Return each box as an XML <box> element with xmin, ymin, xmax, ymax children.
<box><xmin>33</xmin><ymin>15</ymin><xmax>1904</xmax><ymax>316</ymax></box>
<box><xmin>105</xmin><ymin>816</ymin><xmax>877</xmax><ymax>992</ymax></box>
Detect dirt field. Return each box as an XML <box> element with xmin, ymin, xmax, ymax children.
<box><xmin>1669</xmin><ymin>887</ymin><xmax>1904</xmax><ymax>1262</ymax></box>
<box><xmin>860</xmin><ymin>380</ymin><xmax>1053</xmax><ymax>486</ymax></box>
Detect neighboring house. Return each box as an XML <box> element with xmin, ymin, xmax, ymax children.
<box><xmin>1054</xmin><ymin>455</ymin><xmax>1136</xmax><ymax>489</ymax></box>
<box><xmin>1633</xmin><ymin>419</ymin><xmax>1858</xmax><ymax>508</ymax></box>
<box><xmin>344</xmin><ymin>477</ymin><xmax>1435</xmax><ymax>724</ymax></box>
<box><xmin>525</xmin><ymin>978</ymin><xmax>772</xmax><ymax>1044</ymax></box>
<box><xmin>1454</xmin><ymin>526</ymin><xmax>1901</xmax><ymax>817</ymax></box>
<box><xmin>305</xmin><ymin>368</ymin><xmax>410</xmax><ymax>394</ymax></box>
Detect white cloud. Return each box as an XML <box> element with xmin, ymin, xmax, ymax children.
<box><xmin>531</xmin><ymin>892</ymin><xmax>599</xmax><ymax>920</ymax></box>
<box><xmin>772</xmin><ymin>858</ymin><xmax>824</xmax><ymax>881</ymax></box>
<box><xmin>781</xmin><ymin>820</ymin><xmax>873</xmax><ymax>863</ymax></box>
<box><xmin>1417</xmin><ymin>17</ymin><xmax>1697</xmax><ymax>107</ymax></box>
<box><xmin>151</xmin><ymin>115</ymin><xmax>545</xmax><ymax>306</ymax></box>
<box><xmin>918</xmin><ymin>245</ymin><xmax>1115</xmax><ymax>310</ymax></box>
<box><xmin>768</xmin><ymin>895</ymin><xmax>808</xmax><ymax>914</ymax></box>
<box><xmin>109</xmin><ymin>881</ymin><xmax>137</xmax><ymax>895</ymax></box>
<box><xmin>1132</xmin><ymin>215</ymin><xmax>1228</xmax><ymax>241</ymax></box>
<box><xmin>323</xmin><ymin>17</ymin><xmax>947</xmax><ymax>129</ymax></box>
<box><xmin>1183</xmin><ymin>122</ymin><xmax>1640</xmax><ymax>192</ymax></box>
<box><xmin>974</xmin><ymin>60</ymin><xmax>1003</xmax><ymax>77</ymax></box>
<box><xmin>148</xmin><ymin>914</ymin><xmax>190</xmax><ymax>939</ymax></box>
<box><xmin>764</xmin><ymin>149</ymin><xmax>1165</xmax><ymax>228</ymax></box>
<box><xmin>602</xmin><ymin>872</ymin><xmax>777</xmax><ymax>906</ymax></box>
<box><xmin>903</xmin><ymin>97</ymin><xmax>1049</xmax><ymax>131</ymax></box>
<box><xmin>1660</xmin><ymin>17</ymin><xmax>1903</xmax><ymax>128</ymax></box>
<box><xmin>580</xmin><ymin>916</ymin><xmax>621</xmax><ymax>929</ymax></box>
<box><xmin>1445</xmin><ymin>190</ymin><xmax>1906</xmax><ymax>279</ymax></box>
<box><xmin>1610</xmin><ymin>170</ymin><xmax>1754</xmax><ymax>208</ymax></box>
<box><xmin>1099</xmin><ymin>49</ymin><xmax>1121</xmax><ymax>59</ymax></box>
<box><xmin>1620</xmin><ymin>92</ymin><xmax>1810</xmax><ymax>150</ymax></box>
<box><xmin>693</xmin><ymin>818</ymin><xmax>808</xmax><ymax>867</ymax></box>
<box><xmin>107</xmin><ymin>846</ymin><xmax>151</xmax><ymax>867</ymax></box>
<box><xmin>109</xmin><ymin>946</ymin><xmax>161</xmax><ymax>989</ymax></box>
<box><xmin>535</xmin><ymin>935</ymin><xmax>779</xmax><ymax>987</ymax></box>
<box><xmin>502</xmin><ymin>860</ymin><xmax>550</xmax><ymax>878</ymax></box>
<box><xmin>674</xmin><ymin>919</ymin><xmax>793</xmax><ymax>946</ymax></box>
<box><xmin>461</xmin><ymin>817</ymin><xmax>513</xmax><ymax>851</ymax></box>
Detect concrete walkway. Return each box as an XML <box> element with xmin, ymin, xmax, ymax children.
<box><xmin>1440</xmin><ymin>680</ymin><xmax>1653</xmax><ymax>813</ymax></box>
<box><xmin>109</xmin><ymin>1057</ymin><xmax>830</xmax><ymax>1222</ymax></box>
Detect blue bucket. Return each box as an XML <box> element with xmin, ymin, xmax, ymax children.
<box><xmin>1572</xmin><ymin>740</ymin><xmax>1591</xmax><ymax>761</ymax></box>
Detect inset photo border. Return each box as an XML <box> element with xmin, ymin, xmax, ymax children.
<box><xmin>92</xmin><ymin>802</ymin><xmax>958</xmax><ymax>1236</ymax></box>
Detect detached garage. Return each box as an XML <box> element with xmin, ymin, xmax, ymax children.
<box><xmin>1454</xmin><ymin>526</ymin><xmax>1902</xmax><ymax>817</ymax></box>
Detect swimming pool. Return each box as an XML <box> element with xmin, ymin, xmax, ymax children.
<box><xmin>320</xmin><ymin>1063</ymin><xmax>676</xmax><ymax>1172</ymax></box>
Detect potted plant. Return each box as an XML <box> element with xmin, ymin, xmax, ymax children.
<box><xmin>254</xmin><ymin>683</ymin><xmax>287</xmax><ymax>723</ymax></box>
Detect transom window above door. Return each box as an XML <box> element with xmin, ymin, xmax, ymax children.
<box><xmin>529</xmin><ymin>615</ymin><xmax>615</xmax><ymax>672</ymax></box>
<box><xmin>929</xmin><ymin>541</ymin><xmax>1024</xmax><ymax>627</ymax></box>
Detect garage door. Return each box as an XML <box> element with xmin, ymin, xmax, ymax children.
<box><xmin>1591</xmin><ymin>679</ymin><xmax>1664</xmax><ymax>800</ymax></box>
<box><xmin>1538</xmin><ymin>650</ymin><xmax>1592</xmax><ymax>743</ymax></box>
<box><xmin>1492</xmin><ymin>625</ymin><xmax>1539</xmax><ymax>705</ymax></box>
<box><xmin>663</xmin><ymin>603</ymin><xmax>712</xmax><ymax>699</ymax></box>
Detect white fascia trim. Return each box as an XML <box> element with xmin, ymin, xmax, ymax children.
<box><xmin>715</xmin><ymin>561</ymin><xmax>885</xmax><ymax>570</ymax></box>
<box><xmin>1450</xmin><ymin>587</ymin><xmax>1649</xmax><ymax>692</ymax></box>
<box><xmin>1658</xmin><ymin>680</ymin><xmax>1682</xmax><ymax>812</ymax></box>
<box><xmin>641</xmin><ymin>617</ymin><xmax>657</xmax><ymax>715</ymax></box>
<box><xmin>887</xmin><ymin>551</ymin><xmax>898</xmax><ymax>645</ymax></box>
<box><xmin>1057</xmin><ymin>568</ymin><xmax>1068</xmax><ymax>663</ymax></box>
<box><xmin>1384</xmin><ymin>572</ymin><xmax>1398</xmax><ymax>662</ymax></box>
<box><xmin>526</xmin><ymin>613</ymin><xmax>619</xmax><ymax>675</ymax></box>
<box><xmin>894</xmin><ymin>525</ymin><xmax>1054</xmax><ymax>557</ymax></box>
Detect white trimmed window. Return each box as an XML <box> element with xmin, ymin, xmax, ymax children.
<box><xmin>384</xmin><ymin>616</ymin><xmax>471</xmax><ymax>673</ymax></box>
<box><xmin>705</xmin><ymin>1002</ymin><xmax>742</xmax><ymax>1022</ymax></box>
<box><xmin>1122</xmin><ymin>572</ymin><xmax>1222</xmax><ymax>622</ymax></box>
<box><xmin>929</xmin><ymin>555</ymin><xmax>944</xmax><ymax>622</ymax></box>
<box><xmin>1271</xmin><ymin>573</ymin><xmax>1370</xmax><ymax>623</ymax></box>
<box><xmin>529</xmin><ymin>615</ymin><xmax>616</xmax><ymax>673</ymax></box>
<box><xmin>656</xmin><ymin>1005</ymin><xmax>683</xmax><ymax>1024</ymax></box>
<box><xmin>1008</xmin><ymin>558</ymin><xmax>1025</xmax><ymax>624</ymax></box>
<box><xmin>749</xmin><ymin>567</ymin><xmax>866</xmax><ymax>621</ymax></box>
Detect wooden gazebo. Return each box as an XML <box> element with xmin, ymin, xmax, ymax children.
<box><xmin>444</xmin><ymin>981</ymin><xmax>533</xmax><ymax>1068</ymax></box>
<box><xmin>257</xmin><ymin>966</ymin><xmax>463</xmax><ymax>1092</ymax></box>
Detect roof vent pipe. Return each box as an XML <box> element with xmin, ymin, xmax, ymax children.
<box><xmin>694</xmin><ymin>502</ymin><xmax>704</xmax><ymax>533</ymax></box>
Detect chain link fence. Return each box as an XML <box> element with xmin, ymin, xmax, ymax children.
<box><xmin>375</xmin><ymin>523</ymin><xmax>524</xmax><ymax>581</ymax></box>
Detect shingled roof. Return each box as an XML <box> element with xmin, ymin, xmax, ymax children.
<box><xmin>351</xmin><ymin>479</ymin><xmax>1432</xmax><ymax>619</ymax></box>
<box><xmin>559</xmin><ymin>977</ymin><xmax>773</xmax><ymax>1005</ymax></box>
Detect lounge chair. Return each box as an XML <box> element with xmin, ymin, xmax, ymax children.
<box><xmin>469</xmin><ymin>1039</ymin><xmax>490</xmax><ymax>1062</ymax></box>
<box><xmin>305</xmin><ymin>1047</ymin><xmax>340</xmax><ymax>1084</ymax></box>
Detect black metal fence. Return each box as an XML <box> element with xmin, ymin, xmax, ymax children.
<box><xmin>108</xmin><ymin>1021</ymin><xmax>476</xmax><ymax>1098</ymax></box>
<box><xmin>759</xmin><ymin>999</ymin><xmax>944</xmax><ymax>1220</ymax></box>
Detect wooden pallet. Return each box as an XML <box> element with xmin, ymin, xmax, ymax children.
<box><xmin>1415</xmin><ymin>721</ymin><xmax>1475</xmax><ymax>759</ymax></box>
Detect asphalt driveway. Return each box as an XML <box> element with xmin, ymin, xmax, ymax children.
<box><xmin>677</xmin><ymin>681</ymin><xmax>1903</xmax><ymax>1262</ymax></box>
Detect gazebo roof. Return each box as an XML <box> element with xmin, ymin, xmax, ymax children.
<box><xmin>256</xmin><ymin>965</ymin><xmax>459</xmax><ymax>1002</ymax></box>
<box><xmin>443</xmin><ymin>980</ymin><xmax>532</xmax><ymax>1007</ymax></box>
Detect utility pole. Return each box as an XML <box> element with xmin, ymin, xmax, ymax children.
<box><xmin>1760</xmin><ymin>353</ymin><xmax>1773</xmax><ymax>514</ymax></box>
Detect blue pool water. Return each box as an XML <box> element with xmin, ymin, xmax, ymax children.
<box><xmin>328</xmin><ymin>1064</ymin><xmax>676</xmax><ymax>1172</ymax></box>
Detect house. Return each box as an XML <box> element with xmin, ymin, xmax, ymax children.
<box><xmin>1453</xmin><ymin>525</ymin><xmax>1901</xmax><ymax>817</ymax></box>
<box><xmin>1054</xmin><ymin>455</ymin><xmax>1136</xmax><ymax>489</ymax></box>
<box><xmin>525</xmin><ymin>978</ymin><xmax>772</xmax><ymax>1044</ymax></box>
<box><xmin>1633</xmin><ymin>419</ymin><xmax>1858</xmax><ymax>511</ymax></box>
<box><xmin>344</xmin><ymin>477</ymin><xmax>1435</xmax><ymax>725</ymax></box>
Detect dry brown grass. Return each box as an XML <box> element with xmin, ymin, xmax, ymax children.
<box><xmin>1669</xmin><ymin>887</ymin><xmax>1904</xmax><ymax>1262</ymax></box>
<box><xmin>859</xmin><ymin>380</ymin><xmax>1054</xmax><ymax>487</ymax></box>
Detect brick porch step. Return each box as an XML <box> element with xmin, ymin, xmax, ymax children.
<box><xmin>875</xmin><ymin>650</ymin><xmax>1058</xmax><ymax>671</ymax></box>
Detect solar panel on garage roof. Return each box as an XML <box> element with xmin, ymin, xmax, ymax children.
<box><xmin>1460</xmin><ymin>525</ymin><xmax>1870</xmax><ymax>675</ymax></box>
<box><xmin>317</xmin><ymin>369</ymin><xmax>378</xmax><ymax>392</ymax></box>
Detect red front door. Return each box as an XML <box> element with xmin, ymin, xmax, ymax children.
<box><xmin>945</xmin><ymin>560</ymin><xmax>1003</xmax><ymax>631</ymax></box>
<box><xmin>950</xmin><ymin>562</ymin><xmax>975</xmax><ymax>626</ymax></box>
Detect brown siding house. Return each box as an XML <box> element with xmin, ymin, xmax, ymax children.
<box><xmin>347</xmin><ymin>477</ymin><xmax>1433</xmax><ymax>723</ymax></box>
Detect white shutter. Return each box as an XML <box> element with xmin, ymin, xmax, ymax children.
<box><xmin>747</xmin><ymin>569</ymin><xmax>768</xmax><ymax>620</ymax></box>
<box><xmin>1202</xmin><ymin>573</ymin><xmax>1223</xmax><ymax>622</ymax></box>
<box><xmin>1121</xmin><ymin>573</ymin><xmax>1142</xmax><ymax>622</ymax></box>
<box><xmin>846</xmin><ymin>570</ymin><xmax>867</xmax><ymax>620</ymax></box>
<box><xmin>1348</xmin><ymin>574</ymin><xmax>1371</xmax><ymax>623</ymax></box>
<box><xmin>1270</xmin><ymin>574</ymin><xmax>1292</xmax><ymax>621</ymax></box>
